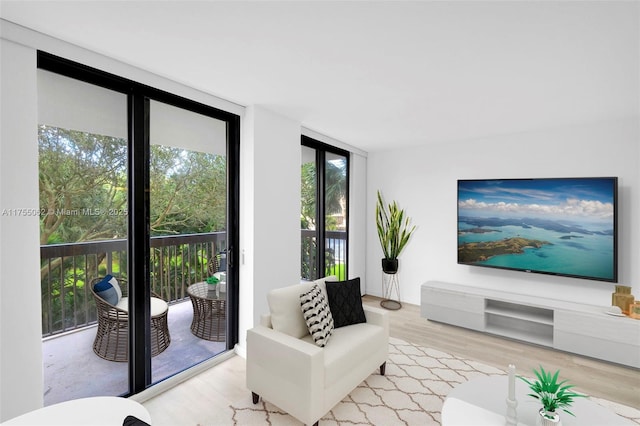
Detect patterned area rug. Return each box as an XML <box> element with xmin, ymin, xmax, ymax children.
<box><xmin>230</xmin><ymin>337</ymin><xmax>640</xmax><ymax>425</ymax></box>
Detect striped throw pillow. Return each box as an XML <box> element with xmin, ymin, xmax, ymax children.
<box><xmin>300</xmin><ymin>284</ymin><xmax>334</xmax><ymax>347</ymax></box>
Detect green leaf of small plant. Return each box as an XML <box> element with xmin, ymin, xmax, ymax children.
<box><xmin>518</xmin><ymin>366</ymin><xmax>585</xmax><ymax>416</ymax></box>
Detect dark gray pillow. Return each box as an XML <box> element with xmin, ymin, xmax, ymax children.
<box><xmin>325</xmin><ymin>277</ymin><xmax>366</xmax><ymax>328</ymax></box>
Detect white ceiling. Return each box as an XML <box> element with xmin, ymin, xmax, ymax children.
<box><xmin>1</xmin><ymin>1</ymin><xmax>638</xmax><ymax>152</ymax></box>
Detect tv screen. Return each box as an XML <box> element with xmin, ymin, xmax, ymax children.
<box><xmin>458</xmin><ymin>177</ymin><xmax>617</xmax><ymax>282</ymax></box>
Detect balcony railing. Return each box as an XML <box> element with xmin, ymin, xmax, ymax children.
<box><xmin>41</xmin><ymin>229</ymin><xmax>346</xmax><ymax>338</ymax></box>
<box><xmin>40</xmin><ymin>232</ymin><xmax>226</xmax><ymax>337</ymax></box>
<box><xmin>301</xmin><ymin>229</ymin><xmax>347</xmax><ymax>281</ymax></box>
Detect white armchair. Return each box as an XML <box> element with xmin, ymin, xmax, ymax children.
<box><xmin>246</xmin><ymin>277</ymin><xmax>389</xmax><ymax>426</ymax></box>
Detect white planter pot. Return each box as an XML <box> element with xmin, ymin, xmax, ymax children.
<box><xmin>537</xmin><ymin>408</ymin><xmax>562</xmax><ymax>426</ymax></box>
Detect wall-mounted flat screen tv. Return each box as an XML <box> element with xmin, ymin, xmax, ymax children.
<box><xmin>458</xmin><ymin>177</ymin><xmax>617</xmax><ymax>282</ymax></box>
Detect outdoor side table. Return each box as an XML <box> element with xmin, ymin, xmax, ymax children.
<box><xmin>187</xmin><ymin>282</ymin><xmax>226</xmax><ymax>341</ymax></box>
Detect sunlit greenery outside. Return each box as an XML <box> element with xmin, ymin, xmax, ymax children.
<box><xmin>300</xmin><ymin>156</ymin><xmax>347</xmax><ymax>280</ymax></box>
<box><xmin>39</xmin><ymin>125</ymin><xmax>226</xmax><ymax>334</ymax></box>
<box><xmin>41</xmin><ymin>124</ymin><xmax>349</xmax><ymax>334</ymax></box>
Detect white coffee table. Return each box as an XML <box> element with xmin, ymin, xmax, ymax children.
<box><xmin>3</xmin><ymin>396</ymin><xmax>151</xmax><ymax>425</ymax></box>
<box><xmin>442</xmin><ymin>375</ymin><xmax>633</xmax><ymax>426</ymax></box>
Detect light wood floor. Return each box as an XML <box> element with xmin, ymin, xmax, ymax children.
<box><xmin>142</xmin><ymin>296</ymin><xmax>639</xmax><ymax>424</ymax></box>
<box><xmin>360</xmin><ymin>296</ymin><xmax>639</xmax><ymax>409</ymax></box>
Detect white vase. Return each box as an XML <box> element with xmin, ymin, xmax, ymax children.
<box><xmin>536</xmin><ymin>408</ymin><xmax>562</xmax><ymax>426</ymax></box>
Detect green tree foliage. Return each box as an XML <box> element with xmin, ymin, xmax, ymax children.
<box><xmin>324</xmin><ymin>158</ymin><xmax>346</xmax><ymax>220</ymax></box>
<box><xmin>39</xmin><ymin>125</ymin><xmax>128</xmax><ymax>245</ymax></box>
<box><xmin>300</xmin><ymin>155</ymin><xmax>347</xmax><ymax>280</ymax></box>
<box><xmin>300</xmin><ymin>162</ymin><xmax>316</xmax><ymax>230</ymax></box>
<box><xmin>300</xmin><ymin>158</ymin><xmax>346</xmax><ymax>231</ymax></box>
<box><xmin>39</xmin><ymin>125</ymin><xmax>227</xmax><ymax>245</ymax></box>
<box><xmin>39</xmin><ymin>125</ymin><xmax>227</xmax><ymax>334</ymax></box>
<box><xmin>150</xmin><ymin>146</ymin><xmax>226</xmax><ymax>236</ymax></box>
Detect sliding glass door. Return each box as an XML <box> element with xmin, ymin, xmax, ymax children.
<box><xmin>148</xmin><ymin>100</ymin><xmax>230</xmax><ymax>383</ymax></box>
<box><xmin>37</xmin><ymin>52</ymin><xmax>239</xmax><ymax>403</ymax></box>
<box><xmin>38</xmin><ymin>68</ymin><xmax>130</xmax><ymax>402</ymax></box>
<box><xmin>301</xmin><ymin>136</ymin><xmax>349</xmax><ymax>281</ymax></box>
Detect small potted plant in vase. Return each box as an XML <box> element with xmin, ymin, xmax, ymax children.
<box><xmin>519</xmin><ymin>365</ymin><xmax>585</xmax><ymax>426</ymax></box>
<box><xmin>375</xmin><ymin>190</ymin><xmax>416</xmax><ymax>274</ymax></box>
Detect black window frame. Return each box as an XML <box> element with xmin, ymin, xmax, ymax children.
<box><xmin>301</xmin><ymin>135</ymin><xmax>350</xmax><ymax>280</ymax></box>
<box><xmin>37</xmin><ymin>51</ymin><xmax>240</xmax><ymax>396</ymax></box>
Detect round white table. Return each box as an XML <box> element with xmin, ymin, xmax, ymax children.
<box><xmin>441</xmin><ymin>375</ymin><xmax>633</xmax><ymax>426</ymax></box>
<box><xmin>3</xmin><ymin>396</ymin><xmax>151</xmax><ymax>425</ymax></box>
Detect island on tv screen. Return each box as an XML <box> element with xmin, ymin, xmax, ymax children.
<box><xmin>457</xmin><ymin>177</ymin><xmax>617</xmax><ymax>282</ymax></box>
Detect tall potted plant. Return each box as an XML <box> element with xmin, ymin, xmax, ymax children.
<box><xmin>519</xmin><ymin>366</ymin><xmax>584</xmax><ymax>426</ymax></box>
<box><xmin>375</xmin><ymin>190</ymin><xmax>416</xmax><ymax>274</ymax></box>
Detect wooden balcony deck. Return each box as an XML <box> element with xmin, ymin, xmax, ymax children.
<box><xmin>42</xmin><ymin>299</ymin><xmax>226</xmax><ymax>406</ymax></box>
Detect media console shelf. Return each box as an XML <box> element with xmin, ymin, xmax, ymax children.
<box><xmin>485</xmin><ymin>299</ymin><xmax>554</xmax><ymax>347</ymax></box>
<box><xmin>421</xmin><ymin>281</ymin><xmax>640</xmax><ymax>368</ymax></box>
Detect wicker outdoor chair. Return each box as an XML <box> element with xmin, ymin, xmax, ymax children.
<box><xmin>90</xmin><ymin>277</ymin><xmax>171</xmax><ymax>362</ymax></box>
<box><xmin>208</xmin><ymin>254</ymin><xmax>220</xmax><ymax>276</ymax></box>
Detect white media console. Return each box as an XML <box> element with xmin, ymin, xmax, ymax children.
<box><xmin>420</xmin><ymin>281</ymin><xmax>640</xmax><ymax>368</ymax></box>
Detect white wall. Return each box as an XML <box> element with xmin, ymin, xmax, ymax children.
<box><xmin>0</xmin><ymin>38</ymin><xmax>44</xmax><ymax>422</ymax></box>
<box><xmin>366</xmin><ymin>118</ymin><xmax>639</xmax><ymax>307</ymax></box>
<box><xmin>237</xmin><ymin>106</ymin><xmax>301</xmax><ymax>356</ymax></box>
<box><xmin>0</xmin><ymin>21</ymin><xmax>247</xmax><ymax>421</ymax></box>
<box><xmin>348</xmin><ymin>152</ymin><xmax>367</xmax><ymax>285</ymax></box>
<box><xmin>236</xmin><ymin>121</ymin><xmax>370</xmax><ymax>352</ymax></box>
<box><xmin>0</xmin><ymin>19</ymin><xmax>368</xmax><ymax>419</ymax></box>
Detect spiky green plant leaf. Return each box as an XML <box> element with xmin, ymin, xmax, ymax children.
<box><xmin>518</xmin><ymin>366</ymin><xmax>585</xmax><ymax>416</ymax></box>
<box><xmin>375</xmin><ymin>191</ymin><xmax>416</xmax><ymax>260</ymax></box>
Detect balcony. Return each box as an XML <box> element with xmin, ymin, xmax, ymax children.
<box><xmin>40</xmin><ymin>232</ymin><xmax>227</xmax><ymax>405</ymax></box>
<box><xmin>41</xmin><ymin>230</ymin><xmax>346</xmax><ymax>405</ymax></box>
<box><xmin>42</xmin><ymin>299</ymin><xmax>225</xmax><ymax>405</ymax></box>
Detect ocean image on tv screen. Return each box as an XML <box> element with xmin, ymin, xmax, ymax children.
<box><xmin>458</xmin><ymin>178</ymin><xmax>616</xmax><ymax>282</ymax></box>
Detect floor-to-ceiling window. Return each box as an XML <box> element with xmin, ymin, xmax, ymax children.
<box><xmin>148</xmin><ymin>100</ymin><xmax>231</xmax><ymax>383</ymax></box>
<box><xmin>37</xmin><ymin>52</ymin><xmax>239</xmax><ymax>403</ymax></box>
<box><xmin>38</xmin><ymin>67</ymin><xmax>131</xmax><ymax>401</ymax></box>
<box><xmin>301</xmin><ymin>136</ymin><xmax>349</xmax><ymax>281</ymax></box>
